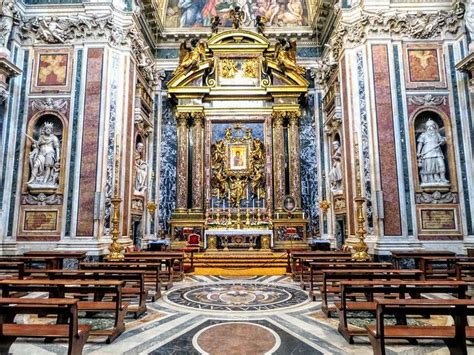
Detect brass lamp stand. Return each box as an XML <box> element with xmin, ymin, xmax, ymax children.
<box><xmin>351</xmin><ymin>195</ymin><xmax>371</xmax><ymax>261</ymax></box>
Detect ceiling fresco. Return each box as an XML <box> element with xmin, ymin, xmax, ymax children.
<box><xmin>161</xmin><ymin>0</ymin><xmax>313</xmax><ymax>29</ymax></box>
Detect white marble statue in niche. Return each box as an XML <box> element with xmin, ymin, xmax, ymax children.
<box><xmin>416</xmin><ymin>118</ymin><xmax>449</xmax><ymax>187</ymax></box>
<box><xmin>27</xmin><ymin>122</ymin><xmax>61</xmax><ymax>188</ymax></box>
<box><xmin>328</xmin><ymin>140</ymin><xmax>343</xmax><ymax>193</ymax></box>
<box><xmin>134</xmin><ymin>141</ymin><xmax>148</xmax><ymax>193</ymax></box>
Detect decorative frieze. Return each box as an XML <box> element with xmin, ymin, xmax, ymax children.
<box><xmin>416</xmin><ymin>191</ymin><xmax>458</xmax><ymax>204</ymax></box>
<box><xmin>408</xmin><ymin>94</ymin><xmax>448</xmax><ymax>106</ymax></box>
<box><xmin>31</xmin><ymin>98</ymin><xmax>68</xmax><ymax>114</ymax></box>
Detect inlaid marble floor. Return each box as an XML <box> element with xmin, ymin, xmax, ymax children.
<box><xmin>9</xmin><ymin>275</ymin><xmax>469</xmax><ymax>354</ymax></box>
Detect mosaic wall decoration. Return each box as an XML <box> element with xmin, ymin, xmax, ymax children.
<box><xmin>300</xmin><ymin>93</ymin><xmax>319</xmax><ymax>235</ymax></box>
<box><xmin>158</xmin><ymin>96</ymin><xmax>177</xmax><ymax>231</ymax></box>
<box><xmin>164</xmin><ymin>0</ymin><xmax>309</xmax><ymax>28</ymax></box>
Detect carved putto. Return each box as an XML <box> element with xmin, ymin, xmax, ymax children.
<box><xmin>416</xmin><ymin>119</ymin><xmax>449</xmax><ymax>187</ymax></box>
<box><xmin>27</xmin><ymin>122</ymin><xmax>61</xmax><ymax>190</ymax></box>
<box><xmin>229</xmin><ymin>6</ymin><xmax>245</xmax><ymax>29</ymax></box>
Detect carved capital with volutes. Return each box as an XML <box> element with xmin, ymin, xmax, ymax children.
<box><xmin>287</xmin><ymin>111</ymin><xmax>300</xmax><ymax>126</ymax></box>
<box><xmin>272</xmin><ymin>111</ymin><xmax>285</xmax><ymax>127</ymax></box>
<box><xmin>176</xmin><ymin>112</ymin><xmax>191</xmax><ymax>127</ymax></box>
<box><xmin>191</xmin><ymin>111</ymin><xmax>205</xmax><ymax>127</ymax></box>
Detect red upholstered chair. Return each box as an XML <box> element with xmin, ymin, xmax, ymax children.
<box><xmin>186</xmin><ymin>233</ymin><xmax>201</xmax><ymax>251</ymax></box>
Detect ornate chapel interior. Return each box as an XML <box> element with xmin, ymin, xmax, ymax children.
<box><xmin>0</xmin><ymin>0</ymin><xmax>474</xmax><ymax>352</ymax></box>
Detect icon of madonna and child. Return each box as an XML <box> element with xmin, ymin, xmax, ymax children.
<box><xmin>165</xmin><ymin>0</ymin><xmax>308</xmax><ymax>28</ymax></box>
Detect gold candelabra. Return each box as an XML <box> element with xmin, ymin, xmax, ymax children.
<box><xmin>319</xmin><ymin>200</ymin><xmax>330</xmax><ymax>214</ymax></box>
<box><xmin>351</xmin><ymin>196</ymin><xmax>371</xmax><ymax>261</ymax></box>
<box><xmin>106</xmin><ymin>196</ymin><xmax>125</xmax><ymax>261</ymax></box>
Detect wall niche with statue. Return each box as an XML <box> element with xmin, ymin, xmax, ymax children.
<box><xmin>410</xmin><ymin>109</ymin><xmax>461</xmax><ymax>240</ymax></box>
<box><xmin>19</xmin><ymin>111</ymin><xmax>67</xmax><ymax>240</ymax></box>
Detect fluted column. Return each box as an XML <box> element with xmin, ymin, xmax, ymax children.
<box><xmin>191</xmin><ymin>112</ymin><xmax>204</xmax><ymax>211</ymax></box>
<box><xmin>272</xmin><ymin>111</ymin><xmax>286</xmax><ymax>211</ymax></box>
<box><xmin>176</xmin><ymin>112</ymin><xmax>190</xmax><ymax>212</ymax></box>
<box><xmin>287</xmin><ymin>111</ymin><xmax>302</xmax><ymax>208</ymax></box>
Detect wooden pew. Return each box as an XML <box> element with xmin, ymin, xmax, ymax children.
<box><xmin>390</xmin><ymin>250</ymin><xmax>456</xmax><ymax>269</ymax></box>
<box><xmin>455</xmin><ymin>261</ymin><xmax>474</xmax><ymax>283</ymax></box>
<box><xmin>320</xmin><ymin>269</ymin><xmax>423</xmax><ymax>317</ymax></box>
<box><xmin>124</xmin><ymin>252</ymin><xmax>185</xmax><ymax>281</ymax></box>
<box><xmin>367</xmin><ymin>299</ymin><xmax>474</xmax><ymax>355</ymax></box>
<box><xmin>23</xmin><ymin>251</ymin><xmax>87</xmax><ymax>269</ymax></box>
<box><xmin>0</xmin><ymin>298</ymin><xmax>91</xmax><ymax>355</ymax></box>
<box><xmin>308</xmin><ymin>262</ymin><xmax>392</xmax><ymax>299</ymax></box>
<box><xmin>337</xmin><ymin>280</ymin><xmax>467</xmax><ymax>343</ymax></box>
<box><xmin>27</xmin><ymin>269</ymin><xmax>147</xmax><ymax>317</ymax></box>
<box><xmin>0</xmin><ymin>256</ymin><xmax>61</xmax><ymax>269</ymax></box>
<box><xmin>290</xmin><ymin>251</ymin><xmax>352</xmax><ymax>283</ymax></box>
<box><xmin>298</xmin><ymin>255</ymin><xmax>356</xmax><ymax>289</ymax></box>
<box><xmin>0</xmin><ymin>262</ymin><xmax>25</xmax><ymax>280</ymax></box>
<box><xmin>81</xmin><ymin>261</ymin><xmax>164</xmax><ymax>295</ymax></box>
<box><xmin>418</xmin><ymin>256</ymin><xmax>472</xmax><ymax>280</ymax></box>
<box><xmin>0</xmin><ymin>279</ymin><xmax>128</xmax><ymax>343</ymax></box>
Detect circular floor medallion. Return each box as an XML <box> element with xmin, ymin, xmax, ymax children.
<box><xmin>165</xmin><ymin>282</ymin><xmax>309</xmax><ymax>311</ymax></box>
<box><xmin>193</xmin><ymin>322</ymin><xmax>280</xmax><ymax>355</ymax></box>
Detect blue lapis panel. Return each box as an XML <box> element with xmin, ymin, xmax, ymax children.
<box><xmin>300</xmin><ymin>93</ymin><xmax>319</xmax><ymax>235</ymax></box>
<box><xmin>158</xmin><ymin>96</ymin><xmax>177</xmax><ymax>231</ymax></box>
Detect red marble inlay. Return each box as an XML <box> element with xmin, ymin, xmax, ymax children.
<box><xmin>372</xmin><ymin>45</ymin><xmax>402</xmax><ymax>236</ymax></box>
<box><xmin>37</xmin><ymin>54</ymin><xmax>68</xmax><ymax>86</ymax></box>
<box><xmin>76</xmin><ymin>48</ymin><xmax>104</xmax><ymax>236</ymax></box>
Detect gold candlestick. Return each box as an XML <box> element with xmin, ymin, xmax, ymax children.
<box><xmin>352</xmin><ymin>196</ymin><xmax>371</xmax><ymax>261</ymax></box>
<box><xmin>256</xmin><ymin>200</ymin><xmax>261</xmax><ymax>223</ymax></box>
<box><xmin>106</xmin><ymin>196</ymin><xmax>124</xmax><ymax>261</ymax></box>
<box><xmin>236</xmin><ymin>205</ymin><xmax>241</xmax><ymax>229</ymax></box>
<box><xmin>246</xmin><ymin>204</ymin><xmax>250</xmax><ymax>226</ymax></box>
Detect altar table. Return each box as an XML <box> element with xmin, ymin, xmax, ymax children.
<box><xmin>204</xmin><ymin>229</ymin><xmax>274</xmax><ymax>249</ymax></box>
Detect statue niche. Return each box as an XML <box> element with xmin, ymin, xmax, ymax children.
<box><xmin>328</xmin><ymin>135</ymin><xmax>343</xmax><ymax>194</ymax></box>
<box><xmin>414</xmin><ymin>112</ymin><xmax>450</xmax><ymax>188</ymax></box>
<box><xmin>26</xmin><ymin>115</ymin><xmax>63</xmax><ymax>192</ymax></box>
<box><xmin>134</xmin><ymin>136</ymin><xmax>148</xmax><ymax>194</ymax></box>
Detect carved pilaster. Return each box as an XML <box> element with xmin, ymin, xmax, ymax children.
<box><xmin>287</xmin><ymin>111</ymin><xmax>302</xmax><ymax>208</ymax></box>
<box><xmin>176</xmin><ymin>112</ymin><xmax>190</xmax><ymax>212</ymax></box>
<box><xmin>272</xmin><ymin>111</ymin><xmax>285</xmax><ymax>212</ymax></box>
<box><xmin>191</xmin><ymin>112</ymin><xmax>205</xmax><ymax>211</ymax></box>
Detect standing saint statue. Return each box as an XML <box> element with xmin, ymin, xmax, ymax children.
<box><xmin>328</xmin><ymin>140</ymin><xmax>343</xmax><ymax>193</ymax></box>
<box><xmin>416</xmin><ymin>119</ymin><xmax>449</xmax><ymax>186</ymax></box>
<box><xmin>27</xmin><ymin>122</ymin><xmax>61</xmax><ymax>187</ymax></box>
<box><xmin>134</xmin><ymin>142</ymin><xmax>148</xmax><ymax>193</ymax></box>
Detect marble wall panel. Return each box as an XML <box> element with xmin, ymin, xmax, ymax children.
<box><xmin>76</xmin><ymin>48</ymin><xmax>103</xmax><ymax>237</ymax></box>
<box><xmin>300</xmin><ymin>93</ymin><xmax>319</xmax><ymax>234</ymax></box>
<box><xmin>122</xmin><ymin>64</ymin><xmax>135</xmax><ymax>236</ymax></box>
<box><xmin>158</xmin><ymin>96</ymin><xmax>177</xmax><ymax>231</ymax></box>
<box><xmin>371</xmin><ymin>44</ymin><xmax>402</xmax><ymax>236</ymax></box>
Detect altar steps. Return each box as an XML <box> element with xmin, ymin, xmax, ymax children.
<box><xmin>191</xmin><ymin>251</ymin><xmax>288</xmax><ymax>276</ymax></box>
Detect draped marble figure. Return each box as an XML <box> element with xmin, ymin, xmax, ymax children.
<box><xmin>134</xmin><ymin>142</ymin><xmax>148</xmax><ymax>193</ymax></box>
<box><xmin>27</xmin><ymin>122</ymin><xmax>61</xmax><ymax>188</ymax></box>
<box><xmin>417</xmin><ymin>119</ymin><xmax>449</xmax><ymax>186</ymax></box>
<box><xmin>328</xmin><ymin>140</ymin><xmax>343</xmax><ymax>193</ymax></box>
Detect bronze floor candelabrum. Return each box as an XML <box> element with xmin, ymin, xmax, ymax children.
<box><xmin>351</xmin><ymin>196</ymin><xmax>371</xmax><ymax>261</ymax></box>
<box><xmin>106</xmin><ymin>196</ymin><xmax>125</xmax><ymax>261</ymax></box>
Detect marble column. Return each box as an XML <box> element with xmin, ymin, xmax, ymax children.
<box><xmin>272</xmin><ymin>111</ymin><xmax>285</xmax><ymax>211</ymax></box>
<box><xmin>287</xmin><ymin>111</ymin><xmax>302</xmax><ymax>209</ymax></box>
<box><xmin>176</xmin><ymin>112</ymin><xmax>190</xmax><ymax>212</ymax></box>
<box><xmin>191</xmin><ymin>112</ymin><xmax>204</xmax><ymax>211</ymax></box>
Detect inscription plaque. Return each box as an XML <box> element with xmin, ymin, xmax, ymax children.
<box><xmin>24</xmin><ymin>211</ymin><xmax>57</xmax><ymax>231</ymax></box>
<box><xmin>421</xmin><ymin>209</ymin><xmax>456</xmax><ymax>230</ymax></box>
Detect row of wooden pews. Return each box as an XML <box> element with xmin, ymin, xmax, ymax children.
<box><xmin>288</xmin><ymin>248</ymin><xmax>474</xmax><ymax>354</ymax></box>
<box><xmin>0</xmin><ymin>249</ymin><xmax>188</xmax><ymax>354</ymax></box>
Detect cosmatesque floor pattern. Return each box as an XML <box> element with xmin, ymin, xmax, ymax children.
<box><xmin>8</xmin><ymin>275</ymin><xmax>472</xmax><ymax>354</ymax></box>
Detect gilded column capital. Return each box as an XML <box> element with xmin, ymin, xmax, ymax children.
<box><xmin>287</xmin><ymin>111</ymin><xmax>300</xmax><ymax>125</ymax></box>
<box><xmin>176</xmin><ymin>112</ymin><xmax>191</xmax><ymax>126</ymax></box>
<box><xmin>272</xmin><ymin>111</ymin><xmax>285</xmax><ymax>126</ymax></box>
<box><xmin>192</xmin><ymin>111</ymin><xmax>205</xmax><ymax>126</ymax></box>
